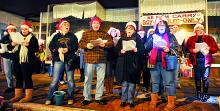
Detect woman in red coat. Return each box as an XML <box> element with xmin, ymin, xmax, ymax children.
<box><xmin>186</xmin><ymin>24</ymin><xmax>219</xmax><ymax>102</ymax></box>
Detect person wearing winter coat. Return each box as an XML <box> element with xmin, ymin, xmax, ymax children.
<box><xmin>115</xmin><ymin>21</ymin><xmax>144</xmax><ymax>108</ymax></box>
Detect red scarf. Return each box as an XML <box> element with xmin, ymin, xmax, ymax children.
<box><xmin>150</xmin><ymin>33</ymin><xmax>170</xmax><ymax>69</ymax></box>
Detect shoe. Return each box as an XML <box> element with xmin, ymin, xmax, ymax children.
<box><xmin>176</xmin><ymin>84</ymin><xmax>181</xmax><ymax>89</ymax></box>
<box><xmin>201</xmin><ymin>94</ymin><xmax>209</xmax><ymax>102</ymax></box>
<box><xmin>59</xmin><ymin>81</ymin><xmax>66</xmax><ymax>85</ymax></box>
<box><xmin>196</xmin><ymin>91</ymin><xmax>202</xmax><ymax>101</ymax></box>
<box><xmin>96</xmin><ymin>99</ymin><xmax>107</xmax><ymax>105</ymax></box>
<box><xmin>4</xmin><ymin>88</ymin><xmax>15</xmax><ymax>93</ymax></box>
<box><xmin>81</xmin><ymin>100</ymin><xmax>92</xmax><ymax>106</ymax></box>
<box><xmin>67</xmin><ymin>99</ymin><xmax>74</xmax><ymax>105</ymax></box>
<box><xmin>120</xmin><ymin>102</ymin><xmax>126</xmax><ymax>107</ymax></box>
<box><xmin>45</xmin><ymin>100</ymin><xmax>52</xmax><ymax>105</ymax></box>
<box><xmin>128</xmin><ymin>103</ymin><xmax>135</xmax><ymax>108</ymax></box>
<box><xmin>19</xmin><ymin>89</ymin><xmax>33</xmax><ymax>103</ymax></box>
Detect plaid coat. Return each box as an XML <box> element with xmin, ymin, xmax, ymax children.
<box><xmin>79</xmin><ymin>30</ymin><xmax>113</xmax><ymax>64</ymax></box>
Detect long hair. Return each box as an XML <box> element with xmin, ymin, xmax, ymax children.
<box><xmin>154</xmin><ymin>21</ymin><xmax>170</xmax><ymax>34</ymax></box>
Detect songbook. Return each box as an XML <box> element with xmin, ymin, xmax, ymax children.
<box><xmin>122</xmin><ymin>40</ymin><xmax>136</xmax><ymax>51</ymax></box>
<box><xmin>9</xmin><ymin>32</ymin><xmax>24</xmax><ymax>44</ymax></box>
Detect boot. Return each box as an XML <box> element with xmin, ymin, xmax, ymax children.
<box><xmin>9</xmin><ymin>88</ymin><xmax>23</xmax><ymax>102</ymax></box>
<box><xmin>150</xmin><ymin>93</ymin><xmax>159</xmax><ymax>110</ymax></box>
<box><xmin>164</xmin><ymin>96</ymin><xmax>176</xmax><ymax>111</ymax></box>
<box><xmin>19</xmin><ymin>89</ymin><xmax>33</xmax><ymax>103</ymax></box>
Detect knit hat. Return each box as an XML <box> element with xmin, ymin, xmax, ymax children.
<box><xmin>147</xmin><ymin>28</ymin><xmax>155</xmax><ymax>37</ymax></box>
<box><xmin>6</xmin><ymin>24</ymin><xmax>16</xmax><ymax>30</ymax></box>
<box><xmin>193</xmin><ymin>24</ymin><xmax>204</xmax><ymax>33</ymax></box>
<box><xmin>137</xmin><ymin>29</ymin><xmax>145</xmax><ymax>34</ymax></box>
<box><xmin>125</xmin><ymin>21</ymin><xmax>136</xmax><ymax>30</ymax></box>
<box><xmin>4</xmin><ymin>24</ymin><xmax>16</xmax><ymax>36</ymax></box>
<box><xmin>57</xmin><ymin>19</ymin><xmax>68</xmax><ymax>29</ymax></box>
<box><xmin>153</xmin><ymin>16</ymin><xmax>168</xmax><ymax>30</ymax></box>
<box><xmin>20</xmin><ymin>22</ymin><xmax>33</xmax><ymax>32</ymax></box>
<box><xmin>91</xmin><ymin>17</ymin><xmax>102</xmax><ymax>24</ymax></box>
<box><xmin>107</xmin><ymin>27</ymin><xmax>120</xmax><ymax>37</ymax></box>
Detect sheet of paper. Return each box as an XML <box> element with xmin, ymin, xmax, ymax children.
<box><xmin>90</xmin><ymin>38</ymin><xmax>107</xmax><ymax>46</ymax></box>
<box><xmin>9</xmin><ymin>32</ymin><xmax>24</xmax><ymax>44</ymax></box>
<box><xmin>122</xmin><ymin>40</ymin><xmax>136</xmax><ymax>51</ymax></box>
<box><xmin>195</xmin><ymin>43</ymin><xmax>203</xmax><ymax>50</ymax></box>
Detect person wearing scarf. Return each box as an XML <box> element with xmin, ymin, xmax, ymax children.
<box><xmin>45</xmin><ymin>19</ymin><xmax>78</xmax><ymax>105</ymax></box>
<box><xmin>145</xmin><ymin>17</ymin><xmax>178</xmax><ymax>111</ymax></box>
<box><xmin>8</xmin><ymin>22</ymin><xmax>39</xmax><ymax>103</ymax></box>
<box><xmin>186</xmin><ymin>24</ymin><xmax>219</xmax><ymax>102</ymax></box>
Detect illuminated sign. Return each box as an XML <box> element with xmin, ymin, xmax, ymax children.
<box><xmin>141</xmin><ymin>12</ymin><xmax>204</xmax><ymax>26</ymax></box>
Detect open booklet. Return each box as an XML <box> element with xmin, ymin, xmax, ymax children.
<box><xmin>195</xmin><ymin>43</ymin><xmax>209</xmax><ymax>55</ymax></box>
<box><xmin>122</xmin><ymin>40</ymin><xmax>136</xmax><ymax>51</ymax></box>
<box><xmin>9</xmin><ymin>32</ymin><xmax>24</xmax><ymax>44</ymax></box>
<box><xmin>90</xmin><ymin>38</ymin><xmax>107</xmax><ymax>46</ymax></box>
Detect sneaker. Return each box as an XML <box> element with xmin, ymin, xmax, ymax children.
<box><xmin>59</xmin><ymin>81</ymin><xmax>66</xmax><ymax>85</ymax></box>
<box><xmin>81</xmin><ymin>100</ymin><xmax>92</xmax><ymax>106</ymax></box>
<box><xmin>45</xmin><ymin>100</ymin><xmax>52</xmax><ymax>105</ymax></box>
<box><xmin>176</xmin><ymin>84</ymin><xmax>181</xmax><ymax>89</ymax></box>
<box><xmin>4</xmin><ymin>88</ymin><xmax>15</xmax><ymax>93</ymax></box>
<box><xmin>120</xmin><ymin>102</ymin><xmax>126</xmax><ymax>107</ymax></box>
<box><xmin>128</xmin><ymin>103</ymin><xmax>135</xmax><ymax>108</ymax></box>
<box><xmin>67</xmin><ymin>100</ymin><xmax>73</xmax><ymax>105</ymax></box>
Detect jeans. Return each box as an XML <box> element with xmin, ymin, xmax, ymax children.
<box><xmin>47</xmin><ymin>61</ymin><xmax>74</xmax><ymax>100</ymax></box>
<box><xmin>174</xmin><ymin>63</ymin><xmax>180</xmax><ymax>86</ymax></box>
<box><xmin>194</xmin><ymin>58</ymin><xmax>210</xmax><ymax>94</ymax></box>
<box><xmin>121</xmin><ymin>81</ymin><xmax>136</xmax><ymax>103</ymax></box>
<box><xmin>83</xmin><ymin>63</ymin><xmax>106</xmax><ymax>100</ymax></box>
<box><xmin>3</xmin><ymin>58</ymin><xmax>14</xmax><ymax>88</ymax></box>
<box><xmin>150</xmin><ymin>62</ymin><xmax>176</xmax><ymax>96</ymax></box>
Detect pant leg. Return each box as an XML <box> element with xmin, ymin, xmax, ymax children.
<box><xmin>20</xmin><ymin>63</ymin><xmax>33</xmax><ymax>89</ymax></box>
<box><xmin>121</xmin><ymin>81</ymin><xmax>128</xmax><ymax>102</ymax></box>
<box><xmin>83</xmin><ymin>64</ymin><xmax>95</xmax><ymax>101</ymax></box>
<box><xmin>174</xmin><ymin>63</ymin><xmax>180</xmax><ymax>86</ymax></box>
<box><xmin>127</xmin><ymin>82</ymin><xmax>136</xmax><ymax>103</ymax></box>
<box><xmin>194</xmin><ymin>67</ymin><xmax>202</xmax><ymax>92</ymax></box>
<box><xmin>80</xmin><ymin>68</ymin><xmax>85</xmax><ymax>80</ymax></box>
<box><xmin>95</xmin><ymin>63</ymin><xmax>106</xmax><ymax>100</ymax></box>
<box><xmin>202</xmin><ymin>67</ymin><xmax>210</xmax><ymax>94</ymax></box>
<box><xmin>3</xmin><ymin>58</ymin><xmax>14</xmax><ymax>88</ymax></box>
<box><xmin>150</xmin><ymin>63</ymin><xmax>162</xmax><ymax>93</ymax></box>
<box><xmin>64</xmin><ymin>63</ymin><xmax>74</xmax><ymax>99</ymax></box>
<box><xmin>161</xmin><ymin>68</ymin><xmax>176</xmax><ymax>96</ymax></box>
<box><xmin>47</xmin><ymin>61</ymin><xmax>64</xmax><ymax>100</ymax></box>
<box><xmin>13</xmin><ymin>61</ymin><xmax>23</xmax><ymax>88</ymax></box>
<box><xmin>143</xmin><ymin>67</ymin><xmax>151</xmax><ymax>91</ymax></box>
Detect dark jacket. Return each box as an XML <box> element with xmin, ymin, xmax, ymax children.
<box><xmin>0</xmin><ymin>34</ymin><xmax>13</xmax><ymax>59</ymax></box>
<box><xmin>8</xmin><ymin>32</ymin><xmax>39</xmax><ymax>64</ymax></box>
<box><xmin>49</xmin><ymin>32</ymin><xmax>78</xmax><ymax>69</ymax></box>
<box><xmin>115</xmin><ymin>33</ymin><xmax>144</xmax><ymax>84</ymax></box>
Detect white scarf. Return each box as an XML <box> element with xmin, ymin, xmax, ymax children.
<box><xmin>12</xmin><ymin>34</ymin><xmax>32</xmax><ymax>63</ymax></box>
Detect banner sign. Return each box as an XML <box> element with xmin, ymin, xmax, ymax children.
<box><xmin>141</xmin><ymin>12</ymin><xmax>204</xmax><ymax>26</ymax></box>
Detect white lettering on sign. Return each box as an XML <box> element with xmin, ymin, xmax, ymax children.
<box><xmin>141</xmin><ymin>12</ymin><xmax>204</xmax><ymax>26</ymax></box>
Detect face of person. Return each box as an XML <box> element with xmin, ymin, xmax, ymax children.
<box><xmin>7</xmin><ymin>28</ymin><xmax>16</xmax><ymax>33</ymax></box>
<box><xmin>60</xmin><ymin>22</ymin><xmax>70</xmax><ymax>35</ymax></box>
<box><xmin>21</xmin><ymin>27</ymin><xmax>30</xmax><ymax>36</ymax></box>
<box><xmin>126</xmin><ymin>25</ymin><xmax>135</xmax><ymax>37</ymax></box>
<box><xmin>196</xmin><ymin>28</ymin><xmax>204</xmax><ymax>36</ymax></box>
<box><xmin>92</xmin><ymin>21</ymin><xmax>101</xmax><ymax>31</ymax></box>
<box><xmin>158</xmin><ymin>21</ymin><xmax>166</xmax><ymax>34</ymax></box>
<box><xmin>110</xmin><ymin>29</ymin><xmax>117</xmax><ymax>37</ymax></box>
